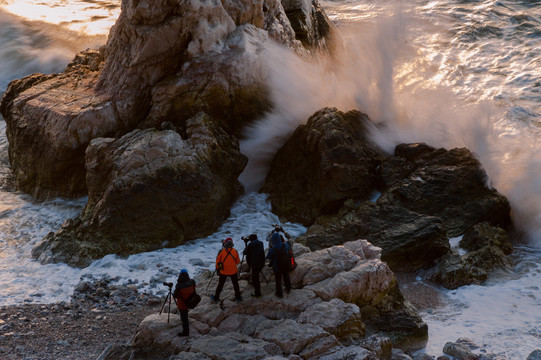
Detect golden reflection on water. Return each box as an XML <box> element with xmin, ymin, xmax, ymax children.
<box><xmin>0</xmin><ymin>0</ymin><xmax>120</xmax><ymax>36</ymax></box>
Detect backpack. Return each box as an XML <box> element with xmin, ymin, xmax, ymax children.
<box><xmin>277</xmin><ymin>243</ymin><xmax>296</xmax><ymax>272</ymax></box>
<box><xmin>182</xmin><ymin>290</ymin><xmax>201</xmax><ymax>309</ymax></box>
<box><xmin>216</xmin><ymin>248</ymin><xmax>233</xmax><ymax>275</ymax></box>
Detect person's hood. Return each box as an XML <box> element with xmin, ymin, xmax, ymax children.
<box><xmin>179</xmin><ymin>272</ymin><xmax>190</xmax><ymax>282</ymax></box>
<box><xmin>271</xmin><ymin>232</ymin><xmax>282</xmax><ymax>248</ymax></box>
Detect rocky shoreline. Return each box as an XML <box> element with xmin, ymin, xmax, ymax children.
<box><xmin>0</xmin><ymin>0</ymin><xmax>537</xmax><ymax>359</ymax></box>
<box><xmin>0</xmin><ymin>277</ymin><xmax>162</xmax><ymax>360</ymax></box>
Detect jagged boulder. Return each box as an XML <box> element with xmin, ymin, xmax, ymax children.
<box><xmin>261</xmin><ymin>107</ymin><xmax>385</xmax><ymax>226</ymax></box>
<box><xmin>105</xmin><ymin>240</ymin><xmax>427</xmax><ymax>359</ymax></box>
<box><xmin>32</xmin><ymin>113</ymin><xmax>247</xmax><ymax>267</ymax></box>
<box><xmin>0</xmin><ymin>50</ymin><xmax>115</xmax><ymax>199</ymax></box>
<box><xmin>286</xmin><ymin>138</ymin><xmax>512</xmax><ymax>273</ymax></box>
<box><xmin>296</xmin><ymin>202</ymin><xmax>450</xmax><ymax>272</ymax></box>
<box><xmin>428</xmin><ymin>222</ymin><xmax>513</xmax><ymax>289</ymax></box>
<box><xmin>142</xmin><ymin>25</ymin><xmax>273</xmax><ymax>135</ymax></box>
<box><xmin>379</xmin><ymin>143</ymin><xmax>512</xmax><ymax>237</ymax></box>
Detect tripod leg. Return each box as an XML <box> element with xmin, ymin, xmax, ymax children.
<box><xmin>159</xmin><ymin>291</ymin><xmax>170</xmax><ymax>315</ymax></box>
<box><xmin>206</xmin><ymin>270</ymin><xmax>216</xmax><ymax>291</ymax></box>
<box><xmin>167</xmin><ymin>290</ymin><xmax>172</xmax><ymax>324</ymax></box>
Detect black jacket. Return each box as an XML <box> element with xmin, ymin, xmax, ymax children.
<box><xmin>244</xmin><ymin>238</ymin><xmax>265</xmax><ymax>270</ymax></box>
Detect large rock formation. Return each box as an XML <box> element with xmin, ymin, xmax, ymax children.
<box><xmin>98</xmin><ymin>240</ymin><xmax>428</xmax><ymax>360</ymax></box>
<box><xmin>261</xmin><ymin>107</ymin><xmax>385</xmax><ymax>226</ymax></box>
<box><xmin>0</xmin><ymin>0</ymin><xmax>338</xmax><ymax>199</ymax></box>
<box><xmin>32</xmin><ymin>112</ymin><xmax>247</xmax><ymax>267</ymax></box>
<box><xmin>296</xmin><ymin>201</ymin><xmax>450</xmax><ymax>272</ymax></box>
<box><xmin>263</xmin><ymin>114</ymin><xmax>513</xmax><ymax>275</ymax></box>
<box><xmin>0</xmin><ymin>51</ymin><xmax>114</xmax><ymax>199</ymax></box>
<box><xmin>379</xmin><ymin>143</ymin><xmax>512</xmax><ymax>237</ymax></box>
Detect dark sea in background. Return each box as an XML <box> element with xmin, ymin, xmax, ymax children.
<box><xmin>0</xmin><ymin>0</ymin><xmax>539</xmax><ymax>357</ymax></box>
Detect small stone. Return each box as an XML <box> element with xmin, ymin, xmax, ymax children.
<box><xmin>57</xmin><ymin>340</ymin><xmax>70</xmax><ymax>346</ymax></box>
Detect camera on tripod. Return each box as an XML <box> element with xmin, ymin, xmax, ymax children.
<box><xmin>159</xmin><ymin>281</ymin><xmax>175</xmax><ymax>323</ymax></box>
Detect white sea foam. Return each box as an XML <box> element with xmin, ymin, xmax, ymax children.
<box><xmin>0</xmin><ymin>189</ymin><xmax>305</xmax><ymax>306</ymax></box>
<box><xmin>420</xmin><ymin>245</ymin><xmax>541</xmax><ymax>358</ymax></box>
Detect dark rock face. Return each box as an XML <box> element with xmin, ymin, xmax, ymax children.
<box><xmin>280</xmin><ymin>127</ymin><xmax>512</xmax><ymax>274</ymax></box>
<box><xmin>282</xmin><ymin>0</ymin><xmax>336</xmax><ymax>50</ymax></box>
<box><xmin>32</xmin><ymin>113</ymin><xmax>247</xmax><ymax>267</ymax></box>
<box><xmin>428</xmin><ymin>222</ymin><xmax>513</xmax><ymax>289</ymax></box>
<box><xmin>459</xmin><ymin>221</ymin><xmax>513</xmax><ymax>254</ymax></box>
<box><xmin>261</xmin><ymin>107</ymin><xmax>385</xmax><ymax>226</ymax></box>
<box><xmin>379</xmin><ymin>143</ymin><xmax>512</xmax><ymax>237</ymax></box>
<box><xmin>297</xmin><ymin>201</ymin><xmax>450</xmax><ymax>272</ymax></box>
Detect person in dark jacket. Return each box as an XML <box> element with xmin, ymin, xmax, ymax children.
<box><xmin>173</xmin><ymin>268</ymin><xmax>196</xmax><ymax>337</ymax></box>
<box><xmin>266</xmin><ymin>232</ymin><xmax>291</xmax><ymax>298</ymax></box>
<box><xmin>266</xmin><ymin>225</ymin><xmax>291</xmax><ymax>249</ymax></box>
<box><xmin>243</xmin><ymin>234</ymin><xmax>266</xmax><ymax>297</ymax></box>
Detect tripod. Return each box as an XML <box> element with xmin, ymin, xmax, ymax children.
<box><xmin>159</xmin><ymin>283</ymin><xmax>174</xmax><ymax>324</ymax></box>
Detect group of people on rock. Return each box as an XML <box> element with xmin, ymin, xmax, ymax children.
<box><xmin>171</xmin><ymin>226</ymin><xmax>293</xmax><ymax>337</ymax></box>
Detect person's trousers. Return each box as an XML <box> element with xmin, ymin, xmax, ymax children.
<box><xmin>214</xmin><ymin>273</ymin><xmax>241</xmax><ymax>299</ymax></box>
<box><xmin>274</xmin><ymin>269</ymin><xmax>291</xmax><ymax>296</ymax></box>
<box><xmin>179</xmin><ymin>310</ymin><xmax>189</xmax><ymax>335</ymax></box>
<box><xmin>251</xmin><ymin>267</ymin><xmax>263</xmax><ymax>296</ymax></box>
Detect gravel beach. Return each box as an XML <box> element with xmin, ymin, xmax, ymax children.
<box><xmin>0</xmin><ymin>277</ymin><xmax>164</xmax><ymax>360</ymax></box>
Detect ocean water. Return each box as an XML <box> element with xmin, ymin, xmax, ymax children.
<box><xmin>0</xmin><ymin>0</ymin><xmax>540</xmax><ymax>358</ymax></box>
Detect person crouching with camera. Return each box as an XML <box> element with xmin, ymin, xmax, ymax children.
<box><xmin>173</xmin><ymin>269</ymin><xmax>196</xmax><ymax>337</ymax></box>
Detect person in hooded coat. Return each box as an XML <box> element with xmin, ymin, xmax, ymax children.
<box><xmin>173</xmin><ymin>268</ymin><xmax>196</xmax><ymax>337</ymax></box>
<box><xmin>266</xmin><ymin>232</ymin><xmax>292</xmax><ymax>298</ymax></box>
<box><xmin>243</xmin><ymin>233</ymin><xmax>266</xmax><ymax>297</ymax></box>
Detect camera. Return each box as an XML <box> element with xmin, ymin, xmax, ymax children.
<box><xmin>163</xmin><ymin>282</ymin><xmax>173</xmax><ymax>288</ymax></box>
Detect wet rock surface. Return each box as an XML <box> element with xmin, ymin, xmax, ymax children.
<box><xmin>379</xmin><ymin>143</ymin><xmax>512</xmax><ymax>237</ymax></box>
<box><xmin>296</xmin><ymin>201</ymin><xmax>450</xmax><ymax>272</ymax></box>
<box><xmin>283</xmin><ymin>130</ymin><xmax>514</xmax><ymax>281</ymax></box>
<box><xmin>427</xmin><ymin>222</ymin><xmax>514</xmax><ymax>289</ymax></box>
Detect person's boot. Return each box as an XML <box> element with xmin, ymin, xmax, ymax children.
<box><xmin>178</xmin><ymin>331</ymin><xmax>189</xmax><ymax>337</ymax></box>
<box><xmin>210</xmin><ymin>295</ymin><xmax>219</xmax><ymax>303</ymax></box>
